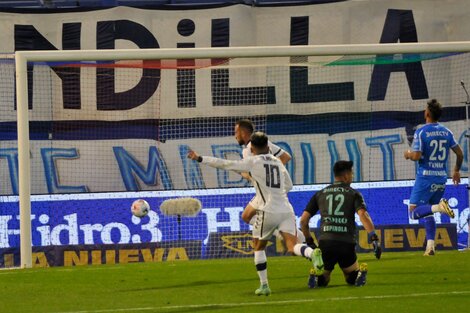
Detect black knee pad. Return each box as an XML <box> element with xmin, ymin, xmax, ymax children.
<box><xmin>346</xmin><ymin>270</ymin><xmax>359</xmax><ymax>285</ymax></box>
<box><xmin>256</xmin><ymin>262</ymin><xmax>267</xmax><ymax>271</ymax></box>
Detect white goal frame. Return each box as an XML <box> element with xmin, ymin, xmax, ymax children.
<box><xmin>15</xmin><ymin>41</ymin><xmax>470</xmax><ymax>268</ymax></box>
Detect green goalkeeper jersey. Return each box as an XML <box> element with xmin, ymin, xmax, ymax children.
<box><xmin>304</xmin><ymin>182</ymin><xmax>366</xmax><ymax>244</ymax></box>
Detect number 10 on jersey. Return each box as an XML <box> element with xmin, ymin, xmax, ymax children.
<box><xmin>264</xmin><ymin>164</ymin><xmax>281</xmax><ymax>188</ymax></box>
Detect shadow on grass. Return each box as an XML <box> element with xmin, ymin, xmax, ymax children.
<box><xmin>118</xmin><ymin>277</ymin><xmax>255</xmax><ymax>292</ymax></box>
<box><xmin>275</xmin><ymin>284</ymin><xmax>343</xmax><ymax>294</ymax></box>
<box><xmin>119</xmin><ymin>271</ymin><xmax>310</xmax><ymax>292</ymax></box>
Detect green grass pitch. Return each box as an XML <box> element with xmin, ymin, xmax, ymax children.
<box><xmin>1</xmin><ymin>250</ymin><xmax>469</xmax><ymax>313</ymax></box>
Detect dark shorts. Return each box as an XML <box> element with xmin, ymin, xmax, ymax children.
<box><xmin>319</xmin><ymin>240</ymin><xmax>357</xmax><ymax>271</ymax></box>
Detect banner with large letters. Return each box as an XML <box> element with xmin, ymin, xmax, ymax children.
<box><xmin>2</xmin><ymin>1</ymin><xmax>470</xmax><ymax>54</ymax></box>
<box><xmin>0</xmin><ymin>0</ymin><xmax>470</xmax><ymax>195</ymax></box>
<box><xmin>0</xmin><ymin>223</ymin><xmax>458</xmax><ymax>267</ymax></box>
<box><xmin>0</xmin><ymin>1</ymin><xmax>469</xmax><ymax>268</ymax></box>
<box><xmin>1</xmin><ymin>1</ymin><xmax>470</xmax><ymax>119</ymax></box>
<box><xmin>0</xmin><ymin>122</ymin><xmax>468</xmax><ymax>194</ymax></box>
<box><xmin>1</xmin><ymin>1</ymin><xmax>469</xmax><ymax>195</ymax></box>
<box><xmin>0</xmin><ymin>241</ymin><xmax>201</xmax><ymax>267</ymax></box>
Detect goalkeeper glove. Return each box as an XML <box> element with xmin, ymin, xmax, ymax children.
<box><xmin>305</xmin><ymin>237</ymin><xmax>317</xmax><ymax>249</ymax></box>
<box><xmin>368</xmin><ymin>231</ymin><xmax>382</xmax><ymax>260</ymax></box>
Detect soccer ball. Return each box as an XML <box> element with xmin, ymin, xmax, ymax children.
<box><xmin>131</xmin><ymin>199</ymin><xmax>150</xmax><ymax>218</ymax></box>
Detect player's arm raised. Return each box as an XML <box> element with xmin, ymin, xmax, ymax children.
<box><xmin>278</xmin><ymin>151</ymin><xmax>291</xmax><ymax>165</ymax></box>
<box><xmin>187</xmin><ymin>150</ymin><xmax>252</xmax><ymax>173</ymax></box>
<box><xmin>269</xmin><ymin>142</ymin><xmax>291</xmax><ymax>165</ymax></box>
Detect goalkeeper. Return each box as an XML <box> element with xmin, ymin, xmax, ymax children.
<box><xmin>188</xmin><ymin>132</ymin><xmax>323</xmax><ymax>296</ymax></box>
<box><xmin>300</xmin><ymin>160</ymin><xmax>381</xmax><ymax>288</ymax></box>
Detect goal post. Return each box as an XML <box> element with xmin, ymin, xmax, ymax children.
<box><xmin>15</xmin><ymin>53</ymin><xmax>32</xmax><ymax>268</ymax></box>
<box><xmin>14</xmin><ymin>42</ymin><xmax>470</xmax><ymax>268</ymax></box>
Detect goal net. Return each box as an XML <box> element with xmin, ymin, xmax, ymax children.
<box><xmin>2</xmin><ymin>43</ymin><xmax>469</xmax><ymax>267</ymax></box>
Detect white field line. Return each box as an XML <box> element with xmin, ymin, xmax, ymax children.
<box><xmin>53</xmin><ymin>290</ymin><xmax>470</xmax><ymax>313</ymax></box>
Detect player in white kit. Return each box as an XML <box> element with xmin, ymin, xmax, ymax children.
<box><xmin>235</xmin><ymin>119</ymin><xmax>291</xmax><ymax>223</ymax></box>
<box><xmin>188</xmin><ymin>132</ymin><xmax>323</xmax><ymax>296</ymax></box>
<box><xmin>234</xmin><ymin>120</ymin><xmax>306</xmax><ymax>245</ymax></box>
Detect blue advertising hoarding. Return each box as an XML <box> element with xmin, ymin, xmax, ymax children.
<box><xmin>0</xmin><ymin>179</ymin><xmax>468</xmax><ymax>267</ymax></box>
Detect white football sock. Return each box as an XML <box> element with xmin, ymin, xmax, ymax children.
<box><xmin>254</xmin><ymin>250</ymin><xmax>268</xmax><ymax>285</ymax></box>
<box><xmin>426</xmin><ymin>239</ymin><xmax>435</xmax><ymax>250</ymax></box>
<box><xmin>293</xmin><ymin>243</ymin><xmax>313</xmax><ymax>259</ymax></box>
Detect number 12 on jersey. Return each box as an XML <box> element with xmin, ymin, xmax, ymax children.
<box><xmin>326</xmin><ymin>194</ymin><xmax>345</xmax><ymax>216</ymax></box>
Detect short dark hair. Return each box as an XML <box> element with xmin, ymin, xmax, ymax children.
<box><xmin>333</xmin><ymin>160</ymin><xmax>353</xmax><ymax>177</ymax></box>
<box><xmin>250</xmin><ymin>131</ymin><xmax>268</xmax><ymax>149</ymax></box>
<box><xmin>235</xmin><ymin>119</ymin><xmax>254</xmax><ymax>134</ymax></box>
<box><xmin>427</xmin><ymin>99</ymin><xmax>442</xmax><ymax>121</ymax></box>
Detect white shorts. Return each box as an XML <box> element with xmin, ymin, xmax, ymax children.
<box><xmin>248</xmin><ymin>195</ymin><xmax>263</xmax><ymax>210</ymax></box>
<box><xmin>252</xmin><ymin>210</ymin><xmax>297</xmax><ymax>241</ymax></box>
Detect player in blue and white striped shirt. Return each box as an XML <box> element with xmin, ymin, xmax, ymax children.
<box><xmin>404</xmin><ymin>99</ymin><xmax>463</xmax><ymax>255</ymax></box>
